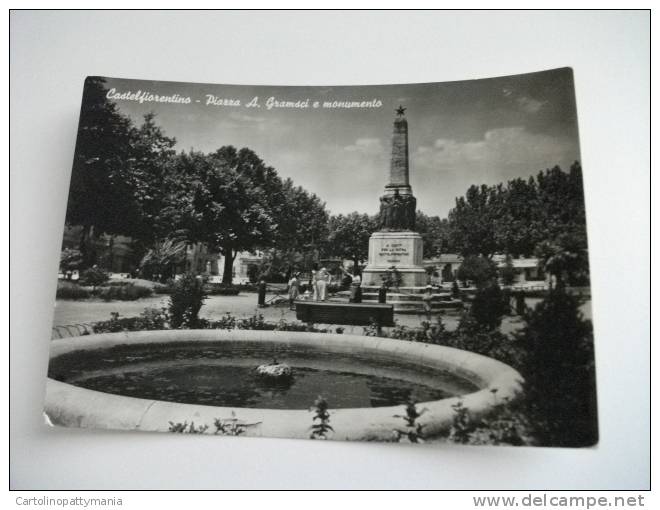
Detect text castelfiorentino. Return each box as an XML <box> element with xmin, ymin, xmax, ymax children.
<box><xmin>106</xmin><ymin>88</ymin><xmax>191</xmax><ymax>104</ymax></box>
<box><xmin>106</xmin><ymin>88</ymin><xmax>383</xmax><ymax>110</ymax></box>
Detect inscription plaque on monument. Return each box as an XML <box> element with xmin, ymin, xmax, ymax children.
<box><xmin>380</xmin><ymin>242</ymin><xmax>409</xmax><ymax>264</ymax></box>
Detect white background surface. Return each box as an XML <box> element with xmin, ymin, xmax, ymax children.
<box><xmin>9</xmin><ymin>10</ymin><xmax>650</xmax><ymax>489</ymax></box>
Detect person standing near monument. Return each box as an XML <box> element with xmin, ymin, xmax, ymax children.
<box><xmin>316</xmin><ymin>267</ymin><xmax>330</xmax><ymax>301</ymax></box>
<box><xmin>422</xmin><ymin>284</ymin><xmax>434</xmax><ymax>321</ymax></box>
<box><xmin>343</xmin><ymin>267</ymin><xmax>362</xmax><ymax>303</ymax></box>
<box><xmin>287</xmin><ymin>272</ymin><xmax>301</xmax><ymax>310</ymax></box>
<box><xmin>257</xmin><ymin>277</ymin><xmax>267</xmax><ymax>308</ymax></box>
<box><xmin>310</xmin><ymin>263</ymin><xmax>319</xmax><ymax>301</ymax></box>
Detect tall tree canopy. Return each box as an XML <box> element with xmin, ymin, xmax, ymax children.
<box><xmin>416</xmin><ymin>212</ymin><xmax>451</xmax><ymax>258</ymax></box>
<box><xmin>66</xmin><ymin>78</ymin><xmax>178</xmax><ymax>266</ymax></box>
<box><xmin>519</xmin><ymin>289</ymin><xmax>597</xmax><ymax>446</ymax></box>
<box><xmin>448</xmin><ymin>163</ymin><xmax>588</xmax><ymax>264</ymax></box>
<box><xmin>326</xmin><ymin>213</ymin><xmax>378</xmax><ymax>274</ymax></box>
<box><xmin>65</xmin><ymin>81</ymin><xmax>328</xmax><ymax>281</ymax></box>
<box><xmin>128</xmin><ymin>112</ymin><xmax>177</xmax><ymax>245</ymax></box>
<box><xmin>268</xmin><ymin>179</ymin><xmax>329</xmax><ymax>277</ymax></box>
<box><xmin>448</xmin><ymin>184</ymin><xmax>501</xmax><ymax>258</ymax></box>
<box><xmin>66</xmin><ymin>77</ymin><xmax>137</xmax><ymax>265</ymax></box>
<box><xmin>162</xmin><ymin>147</ymin><xmax>285</xmax><ymax>283</ymax></box>
<box><xmin>65</xmin><ymin>78</ymin><xmax>589</xmax><ymax>289</ymax></box>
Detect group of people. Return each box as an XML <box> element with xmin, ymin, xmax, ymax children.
<box><xmin>286</xmin><ymin>265</ymin><xmax>363</xmax><ymax>309</ymax></box>
<box><xmin>286</xmin><ymin>266</ymin><xmax>329</xmax><ymax>309</ymax></box>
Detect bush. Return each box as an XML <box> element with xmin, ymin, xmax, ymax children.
<box><xmin>56</xmin><ymin>283</ymin><xmax>91</xmax><ymax>300</ymax></box>
<box><xmin>207</xmin><ymin>312</ymin><xmax>321</xmax><ymax>332</ymax></box>
<box><xmin>92</xmin><ymin>308</ymin><xmax>170</xmax><ymax>333</ymax></box>
<box><xmin>443</xmin><ymin>399</ymin><xmax>532</xmax><ymax>446</ymax></box>
<box><xmin>309</xmin><ymin>397</ymin><xmax>333</xmax><ymax>440</ymax></box>
<box><xmin>518</xmin><ymin>288</ymin><xmax>597</xmax><ymax>447</ymax></box>
<box><xmin>209</xmin><ymin>312</ymin><xmax>268</xmax><ymax>330</ymax></box>
<box><xmin>469</xmin><ymin>283</ymin><xmax>510</xmax><ymax>330</ymax></box>
<box><xmin>205</xmin><ymin>283</ymin><xmax>240</xmax><ymax>296</ymax></box>
<box><xmin>449</xmin><ymin>316</ymin><xmax>524</xmax><ymax>368</ymax></box>
<box><xmin>169</xmin><ymin>274</ymin><xmax>207</xmax><ymax>328</ymax></box>
<box><xmin>378</xmin><ymin>314</ymin><xmax>523</xmax><ymax>369</ymax></box>
<box><xmin>79</xmin><ymin>266</ymin><xmax>110</xmax><ymax>289</ymax></box>
<box><xmin>393</xmin><ymin>399</ymin><xmax>426</xmax><ymax>443</ymax></box>
<box><xmin>274</xmin><ymin>318</ymin><xmax>323</xmax><ymax>332</ymax></box>
<box><xmin>59</xmin><ymin>248</ymin><xmax>83</xmax><ymax>275</ymax></box>
<box><xmin>456</xmin><ymin>256</ymin><xmax>497</xmax><ymax>287</ymax></box>
<box><xmin>90</xmin><ymin>309</ymin><xmax>323</xmax><ymax>335</ymax></box>
<box><xmin>500</xmin><ymin>256</ymin><xmax>516</xmax><ymax>286</ymax></box>
<box><xmin>96</xmin><ymin>284</ymin><xmax>153</xmax><ymax>301</ymax></box>
<box><xmin>388</xmin><ymin>320</ymin><xmax>449</xmax><ymax>344</ymax></box>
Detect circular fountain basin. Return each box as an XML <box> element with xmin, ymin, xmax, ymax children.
<box><xmin>45</xmin><ymin>330</ymin><xmax>523</xmax><ymax>441</ymax></box>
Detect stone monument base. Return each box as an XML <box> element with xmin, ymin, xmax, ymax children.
<box><xmin>347</xmin><ymin>288</ymin><xmax>463</xmax><ymax>314</ymax></box>
<box><xmin>362</xmin><ymin>231</ymin><xmax>427</xmax><ymax>288</ymax></box>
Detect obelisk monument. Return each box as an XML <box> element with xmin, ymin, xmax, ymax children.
<box><xmin>386</xmin><ymin>105</ymin><xmax>413</xmax><ymax>198</ymax></box>
<box><xmin>362</xmin><ymin>106</ymin><xmax>426</xmax><ymax>288</ymax></box>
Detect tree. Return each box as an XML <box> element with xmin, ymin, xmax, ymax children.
<box><xmin>127</xmin><ymin>113</ymin><xmax>177</xmax><ymax>246</ymax></box>
<box><xmin>518</xmin><ymin>289</ymin><xmax>598</xmax><ymax>446</ymax></box>
<box><xmin>469</xmin><ymin>283</ymin><xmax>510</xmax><ymax>331</ymax></box>
<box><xmin>326</xmin><ymin>213</ymin><xmax>378</xmax><ymax>274</ymax></box>
<box><xmin>535</xmin><ymin>163</ymin><xmax>586</xmax><ymax>242</ymax></box>
<box><xmin>59</xmin><ymin>248</ymin><xmax>83</xmax><ymax>278</ymax></box>
<box><xmin>535</xmin><ymin>232</ymin><xmax>589</xmax><ymax>288</ymax></box>
<box><xmin>455</xmin><ymin>254</ymin><xmax>510</xmax><ymax>330</ymax></box>
<box><xmin>65</xmin><ymin>77</ymin><xmax>138</xmax><ymax>267</ymax></box>
<box><xmin>163</xmin><ymin>147</ymin><xmax>284</xmax><ymax>283</ymax></box>
<box><xmin>493</xmin><ymin>177</ymin><xmax>542</xmax><ymax>257</ymax></box>
<box><xmin>448</xmin><ymin>184</ymin><xmax>501</xmax><ymax>258</ymax></box>
<box><xmin>416</xmin><ymin>212</ymin><xmax>451</xmax><ymax>258</ymax></box>
<box><xmin>79</xmin><ymin>266</ymin><xmax>109</xmax><ymax>290</ymax></box>
<box><xmin>447</xmin><ymin>163</ymin><xmax>588</xmax><ymax>264</ymax></box>
<box><xmin>169</xmin><ymin>273</ymin><xmax>208</xmax><ymax>328</ymax></box>
<box><xmin>456</xmin><ymin>255</ymin><xmax>497</xmax><ymax>287</ymax></box>
<box><xmin>139</xmin><ymin>239</ymin><xmax>187</xmax><ymax>282</ymax></box>
<box><xmin>500</xmin><ymin>254</ymin><xmax>516</xmax><ymax>286</ymax></box>
<box><xmin>269</xmin><ymin>179</ymin><xmax>329</xmax><ymax>277</ymax></box>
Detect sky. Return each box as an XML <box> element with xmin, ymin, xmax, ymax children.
<box><xmin>102</xmin><ymin>68</ymin><xmax>580</xmax><ymax>218</ymax></box>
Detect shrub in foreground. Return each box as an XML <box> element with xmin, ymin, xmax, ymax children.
<box><xmin>96</xmin><ymin>284</ymin><xmax>153</xmax><ymax>301</ymax></box>
<box><xmin>56</xmin><ymin>283</ymin><xmax>91</xmax><ymax>300</ymax></box>
<box><xmin>79</xmin><ymin>266</ymin><xmax>110</xmax><ymax>289</ymax></box>
<box><xmin>92</xmin><ymin>308</ymin><xmax>170</xmax><ymax>333</ymax></box>
<box><xmin>518</xmin><ymin>288</ymin><xmax>597</xmax><ymax>447</ymax></box>
<box><xmin>168</xmin><ymin>274</ymin><xmax>208</xmax><ymax>328</ymax></box>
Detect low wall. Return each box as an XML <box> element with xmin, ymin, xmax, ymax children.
<box><xmin>45</xmin><ymin>329</ymin><xmax>523</xmax><ymax>441</ymax></box>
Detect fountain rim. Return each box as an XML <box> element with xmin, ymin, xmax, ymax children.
<box><xmin>45</xmin><ymin>329</ymin><xmax>524</xmax><ymax>441</ymax></box>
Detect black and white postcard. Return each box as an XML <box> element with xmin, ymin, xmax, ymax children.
<box><xmin>45</xmin><ymin>69</ymin><xmax>597</xmax><ymax>447</ymax></box>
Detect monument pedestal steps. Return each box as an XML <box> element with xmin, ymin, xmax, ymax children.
<box><xmin>334</xmin><ymin>288</ymin><xmax>463</xmax><ymax>314</ymax></box>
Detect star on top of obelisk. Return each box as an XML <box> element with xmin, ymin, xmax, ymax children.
<box><xmin>395</xmin><ymin>105</ymin><xmax>406</xmax><ymax>116</ymax></box>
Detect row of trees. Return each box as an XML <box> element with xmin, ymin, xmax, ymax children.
<box><xmin>65</xmin><ymin>79</ymin><xmax>454</xmax><ymax>282</ymax></box>
<box><xmin>66</xmin><ymin>78</ymin><xmax>588</xmax><ymax>285</ymax></box>
<box><xmin>448</xmin><ymin>164</ymin><xmax>589</xmax><ymax>283</ymax></box>
<box><xmin>67</xmin><ymin>78</ymin><xmax>332</xmax><ymax>283</ymax></box>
